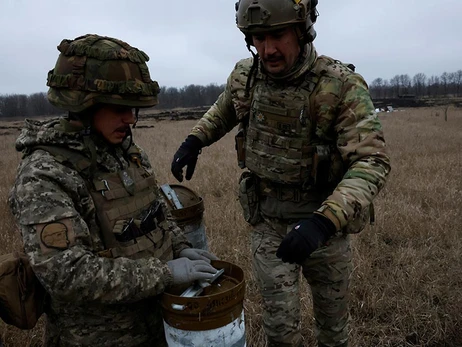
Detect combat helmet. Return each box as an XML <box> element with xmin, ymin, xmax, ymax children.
<box><xmin>47</xmin><ymin>34</ymin><xmax>160</xmax><ymax>113</ymax></box>
<box><xmin>235</xmin><ymin>0</ymin><xmax>318</xmax><ymax>47</ymax></box>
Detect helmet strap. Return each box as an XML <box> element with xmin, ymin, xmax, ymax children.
<box><xmin>122</xmin><ymin>127</ymin><xmax>134</xmax><ymax>154</ymax></box>
<box><xmin>133</xmin><ymin>108</ymin><xmax>139</xmax><ymax>128</ymax></box>
<box><xmin>83</xmin><ymin>133</ymin><xmax>97</xmax><ymax>176</ymax></box>
<box><xmin>244</xmin><ymin>45</ymin><xmax>260</xmax><ymax>98</ymax></box>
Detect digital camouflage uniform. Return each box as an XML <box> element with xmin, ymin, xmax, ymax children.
<box><xmin>8</xmin><ymin>35</ymin><xmax>191</xmax><ymax>347</ymax></box>
<box><xmin>8</xmin><ymin>119</ymin><xmax>190</xmax><ymax>347</ymax></box>
<box><xmin>189</xmin><ymin>46</ymin><xmax>390</xmax><ymax>347</ymax></box>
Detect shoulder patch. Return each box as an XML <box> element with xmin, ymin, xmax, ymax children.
<box><xmin>36</xmin><ymin>219</ymin><xmax>76</xmax><ymax>254</ymax></box>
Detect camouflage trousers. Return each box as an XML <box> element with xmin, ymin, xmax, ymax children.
<box><xmin>42</xmin><ymin>298</ymin><xmax>168</xmax><ymax>347</ymax></box>
<box><xmin>251</xmin><ymin>217</ymin><xmax>352</xmax><ymax>347</ymax></box>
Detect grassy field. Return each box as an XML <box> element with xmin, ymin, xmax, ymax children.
<box><xmin>0</xmin><ymin>107</ymin><xmax>461</xmax><ymax>346</ymax></box>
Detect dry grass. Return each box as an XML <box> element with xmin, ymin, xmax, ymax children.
<box><xmin>1</xmin><ymin>107</ymin><xmax>461</xmax><ymax>346</ymax></box>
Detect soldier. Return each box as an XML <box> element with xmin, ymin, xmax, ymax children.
<box><xmin>8</xmin><ymin>34</ymin><xmax>218</xmax><ymax>347</ymax></box>
<box><xmin>171</xmin><ymin>1</ymin><xmax>390</xmax><ymax>347</ymax></box>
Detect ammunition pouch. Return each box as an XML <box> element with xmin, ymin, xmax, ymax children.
<box><xmin>311</xmin><ymin>145</ymin><xmax>330</xmax><ymax>188</ymax></box>
<box><xmin>238</xmin><ymin>171</ymin><xmax>261</xmax><ymax>225</ymax></box>
<box><xmin>259</xmin><ymin>179</ymin><xmax>327</xmax><ymax>203</ymax></box>
<box><xmin>112</xmin><ymin>201</ymin><xmax>164</xmax><ymax>242</ymax></box>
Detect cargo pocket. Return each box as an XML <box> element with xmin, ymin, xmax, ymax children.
<box><xmin>238</xmin><ymin>172</ymin><xmax>261</xmax><ymax>225</ymax></box>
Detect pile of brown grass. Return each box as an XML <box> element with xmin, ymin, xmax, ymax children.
<box><xmin>1</xmin><ymin>107</ymin><xmax>461</xmax><ymax>346</ymax></box>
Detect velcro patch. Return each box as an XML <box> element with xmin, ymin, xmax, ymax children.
<box><xmin>36</xmin><ymin>219</ymin><xmax>76</xmax><ymax>254</ymax></box>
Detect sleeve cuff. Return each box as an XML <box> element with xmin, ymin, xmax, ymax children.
<box><xmin>173</xmin><ymin>243</ymin><xmax>191</xmax><ymax>258</ymax></box>
<box><xmin>316</xmin><ymin>205</ymin><xmax>342</xmax><ymax>232</ymax></box>
<box><xmin>161</xmin><ymin>262</ymin><xmax>174</xmax><ymax>288</ymax></box>
<box><xmin>189</xmin><ymin>131</ymin><xmax>208</xmax><ymax>147</ymax></box>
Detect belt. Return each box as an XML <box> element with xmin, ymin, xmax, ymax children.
<box><xmin>259</xmin><ymin>179</ymin><xmax>325</xmax><ymax>203</ymax></box>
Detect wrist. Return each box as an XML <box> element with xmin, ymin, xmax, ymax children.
<box><xmin>163</xmin><ymin>262</ymin><xmax>175</xmax><ymax>287</ymax></box>
<box><xmin>311</xmin><ymin>213</ymin><xmax>337</xmax><ymax>237</ymax></box>
<box><xmin>174</xmin><ymin>244</ymin><xmax>191</xmax><ymax>258</ymax></box>
<box><xmin>185</xmin><ymin>135</ymin><xmax>203</xmax><ymax>150</ymax></box>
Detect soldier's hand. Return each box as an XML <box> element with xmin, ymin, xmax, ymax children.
<box><xmin>276</xmin><ymin>213</ymin><xmax>336</xmax><ymax>265</ymax></box>
<box><xmin>171</xmin><ymin>135</ymin><xmax>203</xmax><ymax>182</ymax></box>
<box><xmin>166</xmin><ymin>258</ymin><xmax>218</xmax><ymax>286</ymax></box>
<box><xmin>179</xmin><ymin>248</ymin><xmax>219</xmax><ymax>263</ymax></box>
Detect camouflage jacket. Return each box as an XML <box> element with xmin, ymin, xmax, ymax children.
<box><xmin>8</xmin><ymin>118</ymin><xmax>190</xmax><ymax>346</ymax></box>
<box><xmin>191</xmin><ymin>47</ymin><xmax>390</xmax><ymax>230</ymax></box>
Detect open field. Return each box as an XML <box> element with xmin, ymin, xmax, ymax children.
<box><xmin>1</xmin><ymin>107</ymin><xmax>461</xmax><ymax>346</ymax></box>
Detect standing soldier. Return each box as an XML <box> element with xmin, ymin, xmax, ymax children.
<box><xmin>9</xmin><ymin>34</ymin><xmax>218</xmax><ymax>347</ymax></box>
<box><xmin>171</xmin><ymin>1</ymin><xmax>391</xmax><ymax>346</ymax></box>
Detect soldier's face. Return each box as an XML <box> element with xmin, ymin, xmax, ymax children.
<box><xmin>252</xmin><ymin>27</ymin><xmax>300</xmax><ymax>76</ymax></box>
<box><xmin>92</xmin><ymin>105</ymin><xmax>135</xmax><ymax>144</ymax></box>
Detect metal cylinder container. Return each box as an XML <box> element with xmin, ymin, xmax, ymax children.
<box><xmin>161</xmin><ymin>184</ymin><xmax>209</xmax><ymax>250</ymax></box>
<box><xmin>161</xmin><ymin>260</ymin><xmax>246</xmax><ymax>346</ymax></box>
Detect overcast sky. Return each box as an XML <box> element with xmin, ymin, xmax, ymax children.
<box><xmin>0</xmin><ymin>0</ymin><xmax>461</xmax><ymax>95</ymax></box>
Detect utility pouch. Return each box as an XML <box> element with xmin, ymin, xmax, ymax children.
<box><xmin>139</xmin><ymin>200</ymin><xmax>164</xmax><ymax>232</ymax></box>
<box><xmin>238</xmin><ymin>171</ymin><xmax>261</xmax><ymax>225</ymax></box>
<box><xmin>235</xmin><ymin>124</ymin><xmax>246</xmax><ymax>169</ymax></box>
<box><xmin>0</xmin><ymin>252</ymin><xmax>47</xmax><ymax>330</ymax></box>
<box><xmin>345</xmin><ymin>203</ymin><xmax>375</xmax><ymax>234</ymax></box>
<box><xmin>311</xmin><ymin>145</ymin><xmax>331</xmax><ymax>188</ymax></box>
<box><xmin>113</xmin><ymin>201</ymin><xmax>164</xmax><ymax>242</ymax></box>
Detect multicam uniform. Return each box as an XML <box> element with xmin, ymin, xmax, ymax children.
<box><xmin>9</xmin><ymin>118</ymin><xmax>190</xmax><ymax>347</ymax></box>
<box><xmin>190</xmin><ymin>47</ymin><xmax>390</xmax><ymax>346</ymax></box>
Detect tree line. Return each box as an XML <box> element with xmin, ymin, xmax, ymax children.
<box><xmin>369</xmin><ymin>70</ymin><xmax>462</xmax><ymax>99</ymax></box>
<box><xmin>1</xmin><ymin>69</ymin><xmax>461</xmax><ymax>119</ymax></box>
<box><xmin>0</xmin><ymin>93</ymin><xmax>61</xmax><ymax>119</ymax></box>
<box><xmin>0</xmin><ymin>83</ymin><xmax>225</xmax><ymax>119</ymax></box>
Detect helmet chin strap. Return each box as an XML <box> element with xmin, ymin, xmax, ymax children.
<box><xmin>122</xmin><ymin>108</ymin><xmax>137</xmax><ymax>152</ymax></box>
<box><xmin>133</xmin><ymin>108</ymin><xmax>139</xmax><ymax>128</ymax></box>
<box><xmin>244</xmin><ymin>45</ymin><xmax>260</xmax><ymax>97</ymax></box>
<box><xmin>122</xmin><ymin>126</ymin><xmax>134</xmax><ymax>153</ymax></box>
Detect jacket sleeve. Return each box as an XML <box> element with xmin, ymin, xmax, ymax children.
<box><xmin>190</xmin><ymin>59</ymin><xmax>252</xmax><ymax>145</ymax></box>
<box><xmin>317</xmin><ymin>73</ymin><xmax>391</xmax><ymax>230</ymax></box>
<box><xmin>8</xmin><ymin>151</ymin><xmax>174</xmax><ymax>305</ymax></box>
<box><xmin>165</xmin><ymin>219</ymin><xmax>192</xmax><ymax>258</ymax></box>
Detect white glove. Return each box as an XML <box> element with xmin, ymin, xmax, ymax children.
<box><xmin>167</xmin><ymin>258</ymin><xmax>217</xmax><ymax>286</ymax></box>
<box><xmin>179</xmin><ymin>248</ymin><xmax>219</xmax><ymax>263</ymax></box>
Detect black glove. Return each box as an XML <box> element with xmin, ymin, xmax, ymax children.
<box><xmin>276</xmin><ymin>213</ymin><xmax>337</xmax><ymax>265</ymax></box>
<box><xmin>171</xmin><ymin>135</ymin><xmax>203</xmax><ymax>182</ymax></box>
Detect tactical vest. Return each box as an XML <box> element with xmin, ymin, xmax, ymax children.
<box><xmin>244</xmin><ymin>56</ymin><xmax>346</xmax><ymax>191</ymax></box>
<box><xmin>31</xmin><ymin>145</ymin><xmax>173</xmax><ymax>262</ymax></box>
